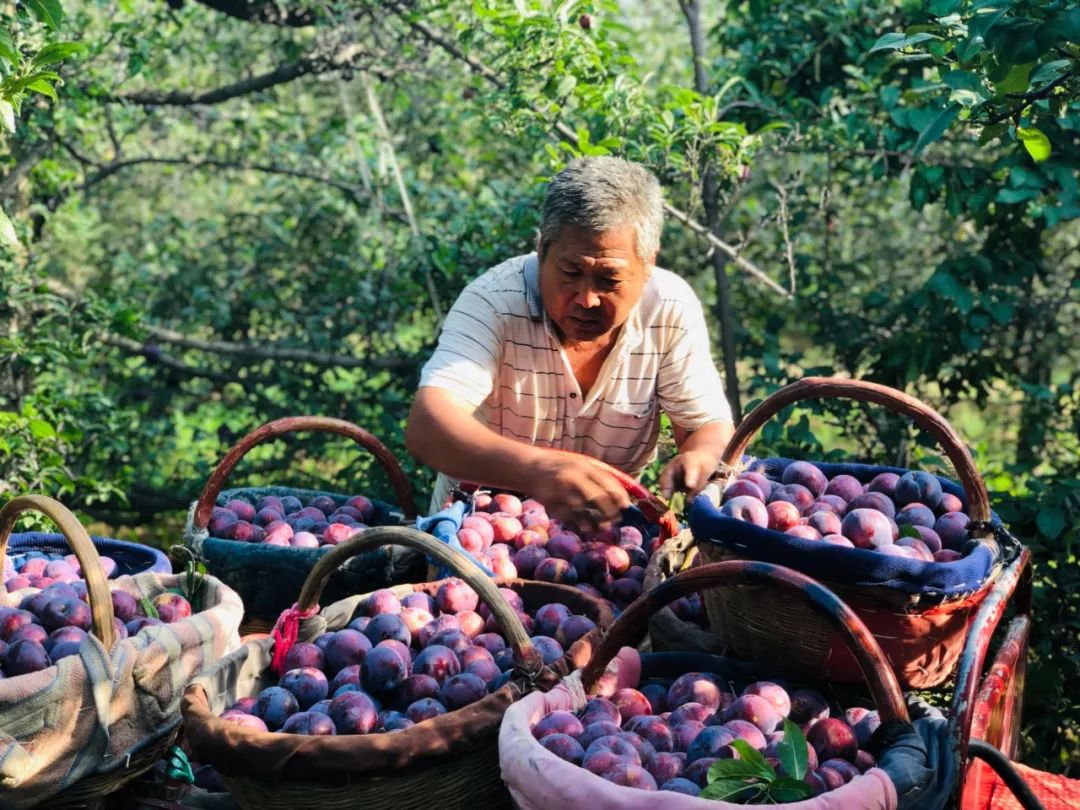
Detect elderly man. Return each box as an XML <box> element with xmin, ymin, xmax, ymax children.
<box><xmin>406</xmin><ymin>157</ymin><xmax>734</xmax><ymax>525</ymax></box>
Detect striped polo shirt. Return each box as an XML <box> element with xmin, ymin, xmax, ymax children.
<box><xmin>419</xmin><ymin>253</ymin><xmax>733</xmax><ymax>511</ymax></box>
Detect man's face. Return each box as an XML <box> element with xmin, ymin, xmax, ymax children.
<box><xmin>538</xmin><ymin>224</ymin><xmax>651</xmax><ymax>343</ymax></box>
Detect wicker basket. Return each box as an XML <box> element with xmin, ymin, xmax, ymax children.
<box><xmin>694</xmin><ymin>376</ymin><xmax>1011</xmax><ymax>689</ymax></box>
<box><xmin>182</xmin><ymin>526</ymin><xmax>614</xmax><ymax>810</ymax></box>
<box><xmin>0</xmin><ymin>496</ymin><xmax>181</xmax><ymax>806</ymax></box>
<box><xmin>184</xmin><ymin>416</ymin><xmax>425</xmax><ymax>634</ymax></box>
<box><xmin>499</xmin><ymin>560</ymin><xmax>948</xmax><ymax>810</ymax></box>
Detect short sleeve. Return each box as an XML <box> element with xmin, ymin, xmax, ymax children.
<box><xmin>418</xmin><ymin>284</ymin><xmax>503</xmax><ymax>409</ymax></box>
<box><xmin>656</xmin><ymin>297</ymin><xmax>733</xmax><ymax>430</ymax></box>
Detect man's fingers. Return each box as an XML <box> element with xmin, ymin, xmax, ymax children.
<box><xmin>683</xmin><ymin>465</ymin><xmax>700</xmax><ymax>494</ymax></box>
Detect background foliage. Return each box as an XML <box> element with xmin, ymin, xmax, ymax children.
<box><xmin>0</xmin><ymin>0</ymin><xmax>1076</xmax><ymax>775</ymax></box>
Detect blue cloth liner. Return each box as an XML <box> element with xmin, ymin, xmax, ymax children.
<box><xmin>881</xmin><ymin>701</ymin><xmax>955</xmax><ymax>810</ymax></box>
<box><xmin>7</xmin><ymin>532</ymin><xmax>172</xmax><ymax>576</ymax></box>
<box><xmin>689</xmin><ymin>458</ymin><xmax>1004</xmax><ymax>596</ymax></box>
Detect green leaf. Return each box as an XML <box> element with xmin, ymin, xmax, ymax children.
<box><xmin>776</xmin><ymin>719</ymin><xmax>810</xmax><ymax>780</ymax></box>
<box><xmin>33</xmin><ymin>42</ymin><xmax>84</xmax><ymax>66</ymax></box>
<box><xmin>0</xmin><ymin>28</ymin><xmax>19</xmax><ymax>66</ymax></box>
<box><xmin>913</xmin><ymin>105</ymin><xmax>958</xmax><ymax>153</ymax></box>
<box><xmin>28</xmin><ymin>419</ymin><xmax>57</xmax><ymax>439</ymax></box>
<box><xmin>1030</xmin><ymin>60</ymin><xmax>1071</xmax><ymax>86</ymax></box>
<box><xmin>699</xmin><ymin>779</ymin><xmax>765</xmax><ymax>802</ymax></box>
<box><xmin>869</xmin><ymin>32</ymin><xmax>939</xmax><ymax>54</ymax></box>
<box><xmin>139</xmin><ymin>596</ymin><xmax>160</xmax><ymax>620</ymax></box>
<box><xmin>706</xmin><ymin>756</ymin><xmax>770</xmax><ymax>782</ymax></box>
<box><xmin>728</xmin><ymin>739</ymin><xmax>775</xmax><ymax>779</ymax></box>
<box><xmin>994</xmin><ymin>62</ymin><xmax>1033</xmax><ymax>96</ymax></box>
<box><xmin>0</xmin><ymin>100</ymin><xmax>14</xmax><ymax>133</ymax></box>
<box><xmin>0</xmin><ymin>206</ymin><xmax>18</xmax><ymax>249</ymax></box>
<box><xmin>26</xmin><ymin>79</ymin><xmax>57</xmax><ymax>101</ymax></box>
<box><xmin>25</xmin><ymin>0</ymin><xmax>64</xmax><ymax>30</ymax></box>
<box><xmin>1037</xmin><ymin>507</ymin><xmax>1065</xmax><ymax>540</ymax></box>
<box><xmin>1017</xmin><ymin>127</ymin><xmax>1051</xmax><ymax>162</ymax></box>
<box><xmin>769</xmin><ymin>777</ymin><xmax>815</xmax><ymax>800</ymax></box>
<box><xmin>928</xmin><ymin>0</ymin><xmax>960</xmax><ymax>14</ymax></box>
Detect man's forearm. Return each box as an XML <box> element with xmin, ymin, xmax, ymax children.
<box><xmin>405</xmin><ymin>389</ymin><xmax>544</xmax><ymax>493</ymax></box>
<box><xmin>676</xmin><ymin>420</ymin><xmax>734</xmax><ymax>462</ymax></box>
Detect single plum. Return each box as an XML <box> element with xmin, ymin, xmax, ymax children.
<box><xmin>824</xmin><ymin>475</ymin><xmax>863</xmax><ymax>503</ymax></box>
<box><xmin>806</xmin><ymin>717</ymin><xmax>858</xmax><ymax>762</ymax></box>
<box><xmin>782</xmin><ymin>462</ymin><xmax>828</xmax><ymax>497</ymax></box>
<box><xmin>436</xmin><ymin>578</ymin><xmax>479</xmax><ymax>614</ymax></box>
<box><xmin>253</xmin><ymin>686</ymin><xmax>299</xmax><ymax>731</ymax></box>
<box><xmin>323</xmin><ymin>629</ymin><xmax>372</xmax><ymax>674</ymax></box>
<box><xmin>440</xmin><ymin>672</ymin><xmax>488</xmax><ymax>710</ymax></box>
<box><xmin>721</xmin><ymin>495</ymin><xmax>769</xmax><ymax>527</ymax></box>
<box><xmin>280</xmin><ymin>667</ymin><xmax>329</xmax><ymax>710</ymax></box>
<box><xmin>846</xmin><ymin>491</ymin><xmax>896</xmax><ymax>520</ymax></box>
<box><xmin>896</xmin><ymin>503</ymin><xmax>936</xmax><ymax>529</ymax></box>
<box><xmin>328</xmin><ymin>691</ymin><xmax>378</xmax><ymax>735</ymax></box>
<box><xmin>895</xmin><ymin>471</ymin><xmax>943</xmax><ymax>509</ymax></box>
<box><xmin>280</xmin><ymin>711</ymin><xmax>337</xmax><ymax>736</ymax></box>
<box><xmin>534</xmin><ymin>557</ymin><xmax>578</xmax><ymax>585</ymax></box>
<box><xmin>841</xmin><ymin>509</ymin><xmax>895</xmax><ymax>550</ymax></box>
<box><xmin>540</xmin><ymin>733</ymin><xmax>585</xmax><ymax>765</ymax></box>
<box><xmin>934</xmin><ymin>511</ymin><xmax>970</xmax><ymax>551</ymax></box>
<box><xmin>667</xmin><ymin>673</ymin><xmax>723</xmax><ymax>711</ymax></box>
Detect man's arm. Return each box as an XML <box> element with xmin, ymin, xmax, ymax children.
<box><xmin>659</xmin><ymin>421</ymin><xmax>735</xmax><ymax>499</ymax></box>
<box><xmin>406</xmin><ymin>387</ymin><xmax>631</xmax><ymax>523</ymax></box>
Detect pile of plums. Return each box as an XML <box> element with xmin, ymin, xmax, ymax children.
<box><xmin>0</xmin><ymin>554</ymin><xmax>193</xmax><ymax>677</ymax></box>
<box><xmin>4</xmin><ymin>550</ymin><xmax>118</xmax><ymax>590</ymax></box>
<box><xmin>455</xmin><ymin>492</ymin><xmax>675</xmax><ymax>616</ymax></box>
<box><xmin>219</xmin><ymin>580</ymin><xmax>599</xmax><ymax>735</ymax></box>
<box><xmin>531</xmin><ymin>672</ymin><xmax>879</xmax><ymax>796</ymax></box>
<box><xmin>719</xmin><ymin>463</ymin><xmax>970</xmax><ymax>562</ymax></box>
<box><xmin>208</xmin><ymin>493</ymin><xmax>377</xmax><ymax>548</ymax></box>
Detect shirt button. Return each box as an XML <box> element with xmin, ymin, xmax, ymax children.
<box><xmin>569</xmin><ymin>392</ymin><xmax>577</xmax><ymax>399</ymax></box>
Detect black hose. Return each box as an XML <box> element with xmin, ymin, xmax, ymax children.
<box><xmin>968</xmin><ymin>739</ymin><xmax>1046</xmax><ymax>810</ymax></box>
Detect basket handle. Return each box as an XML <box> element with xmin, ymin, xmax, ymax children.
<box><xmin>579</xmin><ymin>560</ymin><xmax>910</xmax><ymax>724</ymax></box>
<box><xmin>0</xmin><ymin>495</ymin><xmax>116</xmax><ymax>650</ymax></box>
<box><xmin>192</xmin><ymin>416</ymin><xmax>419</xmax><ymax>530</ymax></box>
<box><xmin>719</xmin><ymin>377</ymin><xmax>991</xmax><ymax>527</ymax></box>
<box><xmin>295</xmin><ymin>525</ymin><xmax>544</xmax><ymax>679</ymax></box>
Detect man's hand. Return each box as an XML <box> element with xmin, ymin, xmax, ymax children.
<box><xmin>659</xmin><ymin>420</ymin><xmax>734</xmax><ymax>499</ymax></box>
<box><xmin>659</xmin><ymin>450</ymin><xmax>719</xmax><ymax>500</ymax></box>
<box><xmin>531</xmin><ymin>452</ymin><xmax>632</xmax><ymax>532</ymax></box>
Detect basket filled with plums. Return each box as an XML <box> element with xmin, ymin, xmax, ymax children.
<box><xmin>0</xmin><ymin>495</ymin><xmax>243</xmax><ymax>808</ymax></box>
<box><xmin>181</xmin><ymin>525</ymin><xmax>614</xmax><ymax>809</ymax></box>
<box><xmin>424</xmin><ymin>452</ymin><xmax>680</xmax><ymax>617</ymax></box>
<box><xmin>499</xmin><ymin>560</ymin><xmax>951</xmax><ymax>808</ymax></box>
<box><xmin>688</xmin><ymin>377</ymin><xmax>1020</xmax><ymax>688</ymax></box>
<box><xmin>184</xmin><ymin>416</ymin><xmax>426</xmax><ymax>633</ymax></box>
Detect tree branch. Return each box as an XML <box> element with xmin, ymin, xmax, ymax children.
<box><xmin>103</xmin><ymin>334</ymin><xmax>236</xmax><ymax>383</ymax></box>
<box><xmin>0</xmin><ymin>139</ymin><xmax>55</xmax><ymax>200</ymax></box>
<box><xmin>185</xmin><ymin>0</ymin><xmax>316</xmax><ymax>26</ymax></box>
<box><xmin>986</xmin><ymin>71</ymin><xmax>1075</xmax><ymax>125</ymax></box>
<box><xmin>71</xmin><ymin>153</ymin><xmax>409</xmax><ymax>227</ymax></box>
<box><xmin>102</xmin><ymin>42</ymin><xmax>376</xmax><ymax>106</ymax></box>
<box><xmin>386</xmin><ymin>1</ymin><xmax>791</xmax><ymax>301</ymax></box>
<box><xmin>45</xmin><ymin>279</ymin><xmax>421</xmax><ymax>372</ymax></box>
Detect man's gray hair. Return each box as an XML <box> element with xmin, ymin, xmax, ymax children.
<box><xmin>539</xmin><ymin>157</ymin><xmax>664</xmax><ymax>261</ymax></box>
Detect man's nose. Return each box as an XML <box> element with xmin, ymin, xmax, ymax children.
<box><xmin>573</xmin><ymin>286</ymin><xmax>601</xmax><ymax>309</ymax></box>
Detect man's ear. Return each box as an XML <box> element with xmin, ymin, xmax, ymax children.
<box><xmin>534</xmin><ymin>231</ymin><xmax>543</xmax><ymax>258</ymax></box>
<box><xmin>645</xmin><ymin>251</ymin><xmax>658</xmax><ymax>277</ymax></box>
